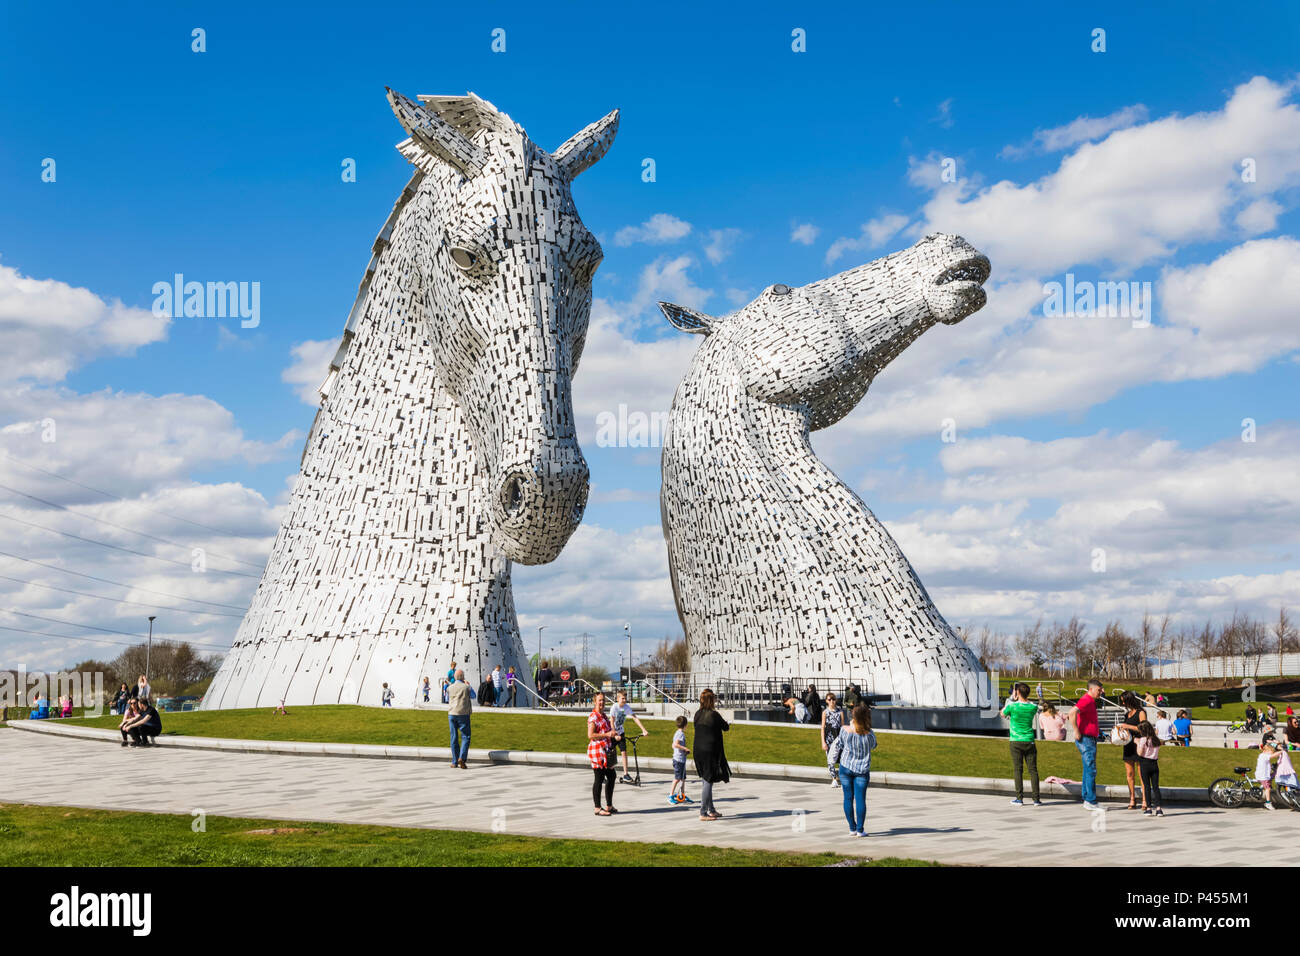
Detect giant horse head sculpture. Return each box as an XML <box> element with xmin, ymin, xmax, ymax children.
<box><xmin>386</xmin><ymin>89</ymin><xmax>617</xmax><ymax>564</ymax></box>
<box><xmin>657</xmin><ymin>233</ymin><xmax>992</xmax><ymax>707</ymax></box>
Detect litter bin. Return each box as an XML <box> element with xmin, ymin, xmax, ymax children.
<box><xmin>1207</xmin><ymin>694</ymin><xmax>1220</xmax><ymax>709</ymax></box>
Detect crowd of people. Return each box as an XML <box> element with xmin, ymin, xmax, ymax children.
<box><xmin>428</xmin><ymin>662</ymin><xmax>1296</xmax><ymax>832</ymax></box>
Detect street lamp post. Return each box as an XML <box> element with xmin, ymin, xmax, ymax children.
<box><xmin>537</xmin><ymin>626</ymin><xmax>546</xmax><ymax>708</ymax></box>
<box><xmin>623</xmin><ymin>623</ymin><xmax>631</xmax><ymax>688</ymax></box>
<box><xmin>146</xmin><ymin>616</ymin><xmax>156</xmax><ymax>682</ymax></box>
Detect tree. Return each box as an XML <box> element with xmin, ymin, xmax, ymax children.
<box><xmin>641</xmin><ymin>635</ymin><xmax>690</xmax><ymax>675</ymax></box>
<box><xmin>1275</xmin><ymin>607</ymin><xmax>1298</xmax><ymax>676</ymax></box>
<box><xmin>1012</xmin><ymin>620</ymin><xmax>1043</xmax><ymax>677</ymax></box>
<box><xmin>110</xmin><ymin>641</ymin><xmax>222</xmax><ymax>698</ymax></box>
<box><xmin>1064</xmin><ymin>616</ymin><xmax>1088</xmax><ymax>674</ymax></box>
<box><xmin>1195</xmin><ymin>620</ymin><xmax>1216</xmax><ymax>683</ymax></box>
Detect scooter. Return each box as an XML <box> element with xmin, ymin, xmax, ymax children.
<box><xmin>624</xmin><ymin>733</ymin><xmax>647</xmax><ymax>787</ymax></box>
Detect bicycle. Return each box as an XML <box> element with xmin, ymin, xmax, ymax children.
<box><xmin>1208</xmin><ymin>767</ymin><xmax>1264</xmax><ymax>808</ymax></box>
<box><xmin>1207</xmin><ymin>766</ymin><xmax>1298</xmax><ymax>809</ymax></box>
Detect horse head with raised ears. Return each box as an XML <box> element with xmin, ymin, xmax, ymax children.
<box><xmin>656</xmin><ymin>233</ymin><xmax>992</xmax><ymax>705</ymax></box>
<box><xmin>386</xmin><ymin>88</ymin><xmax>618</xmax><ymax>564</ymax></box>
<box><xmin>659</xmin><ymin>233</ymin><xmax>990</xmax><ymax>429</ymax></box>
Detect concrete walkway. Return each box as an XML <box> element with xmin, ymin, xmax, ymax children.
<box><xmin>0</xmin><ymin>729</ymin><xmax>1290</xmax><ymax>866</ymax></box>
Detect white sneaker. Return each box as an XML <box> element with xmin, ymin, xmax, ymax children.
<box><xmin>1083</xmin><ymin>801</ymin><xmax>1101</xmax><ymax>811</ymax></box>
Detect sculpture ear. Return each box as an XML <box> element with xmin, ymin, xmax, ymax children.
<box><xmin>553</xmin><ymin>109</ymin><xmax>619</xmax><ymax>179</ymax></box>
<box><xmin>386</xmin><ymin>87</ymin><xmax>484</xmax><ymax>177</ymax></box>
<box><xmin>659</xmin><ymin>301</ymin><xmax>715</xmax><ymax>336</ymax></box>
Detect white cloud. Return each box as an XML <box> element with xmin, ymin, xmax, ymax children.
<box><xmin>0</xmin><ymin>262</ymin><xmax>169</xmax><ymax>383</ymax></box>
<box><xmin>614</xmin><ymin>213</ymin><xmax>692</xmax><ymax>247</ymax></box>
<box><xmin>828</xmin><ymin>236</ymin><xmax>1300</xmax><ymax>444</ymax></box>
<box><xmin>0</xmin><ymin>263</ymin><xmax>303</xmax><ymax>669</ymax></box>
<box><xmin>932</xmin><ymin>98</ymin><xmax>954</xmax><ymax>129</ymax></box>
<box><xmin>790</xmin><ymin>223</ymin><xmax>820</xmax><ymax>245</ymax></box>
<box><xmin>572</xmin><ymin>298</ymin><xmax>700</xmax><ymax>446</ymax></box>
<box><xmin>883</xmin><ymin>427</ymin><xmax>1300</xmax><ymax>633</ymax></box>
<box><xmin>282</xmin><ymin>338</ymin><xmax>339</xmax><ymax>405</ymax></box>
<box><xmin>631</xmin><ymin>256</ymin><xmax>711</xmax><ymax>316</ymax></box>
<box><xmin>1000</xmin><ymin>104</ymin><xmax>1150</xmax><ymax>158</ymax></box>
<box><xmin>703</xmin><ymin>228</ymin><xmax>744</xmax><ymax>265</ymax></box>
<box><xmin>914</xmin><ymin>76</ymin><xmax>1300</xmax><ymax>277</ymax></box>
<box><xmin>825</xmin><ymin>213</ymin><xmax>911</xmax><ymax>264</ymax></box>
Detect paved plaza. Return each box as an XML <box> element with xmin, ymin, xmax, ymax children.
<box><xmin>0</xmin><ymin>729</ymin><xmax>1290</xmax><ymax>866</ymax></box>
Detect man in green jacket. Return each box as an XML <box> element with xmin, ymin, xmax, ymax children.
<box><xmin>1002</xmin><ymin>681</ymin><xmax>1041</xmax><ymax>806</ymax></box>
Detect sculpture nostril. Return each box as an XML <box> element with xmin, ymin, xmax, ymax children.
<box><xmin>501</xmin><ymin>474</ymin><xmax>527</xmax><ymax>518</ymax></box>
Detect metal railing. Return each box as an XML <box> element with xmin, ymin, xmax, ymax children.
<box><xmin>641</xmin><ymin>675</ymin><xmax>691</xmax><ymax>715</ymax></box>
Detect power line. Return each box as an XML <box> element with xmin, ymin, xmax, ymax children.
<box><xmin>0</xmin><ymin>549</ymin><xmax>248</xmax><ymax>611</ymax></box>
<box><xmin>0</xmin><ymin>451</ymin><xmax>259</xmax><ymax>541</ymax></box>
<box><xmin>0</xmin><ymin>572</ymin><xmax>244</xmax><ymax>619</ymax></box>
<box><xmin>8</xmin><ymin>608</ymin><xmax>151</xmax><ymax>639</ymax></box>
<box><xmin>0</xmin><ymin>480</ymin><xmax>265</xmax><ymax>570</ymax></box>
<box><xmin>0</xmin><ymin>512</ymin><xmax>259</xmax><ymax>579</ymax></box>
<box><xmin>0</xmin><ymin>622</ymin><xmax>229</xmax><ymax>654</ymax></box>
<box><xmin>3</xmin><ymin>609</ymin><xmax>230</xmax><ymax>652</ymax></box>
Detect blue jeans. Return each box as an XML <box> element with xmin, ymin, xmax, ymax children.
<box><xmin>449</xmin><ymin>714</ymin><xmax>470</xmax><ymax>763</ymax></box>
<box><xmin>1076</xmin><ymin>736</ymin><xmax>1098</xmax><ymax>803</ymax></box>
<box><xmin>840</xmin><ymin>768</ymin><xmax>869</xmax><ymax>832</ymax></box>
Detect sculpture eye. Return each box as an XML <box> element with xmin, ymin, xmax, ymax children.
<box><xmin>771</xmin><ymin>284</ymin><xmax>792</xmax><ymax>296</ymax></box>
<box><xmin>450</xmin><ymin>247</ymin><xmax>478</xmax><ymax>271</ymax></box>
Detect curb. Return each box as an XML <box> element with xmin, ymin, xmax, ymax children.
<box><xmin>5</xmin><ymin>719</ymin><xmax>1210</xmax><ymax>804</ymax></box>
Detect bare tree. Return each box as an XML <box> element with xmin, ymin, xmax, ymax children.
<box><xmin>1013</xmin><ymin>619</ymin><xmax>1043</xmax><ymax>677</ymax></box>
<box><xmin>1064</xmin><ymin>616</ymin><xmax>1088</xmax><ymax>675</ymax></box>
<box><xmin>1138</xmin><ymin>613</ymin><xmax>1154</xmax><ymax>680</ymax></box>
<box><xmin>1195</xmin><ymin>620</ymin><xmax>1216</xmax><ymax>683</ymax></box>
<box><xmin>1238</xmin><ymin>612</ymin><xmax>1269</xmax><ymax>679</ymax></box>
<box><xmin>1275</xmin><ymin>607</ymin><xmax>1298</xmax><ymax>676</ymax></box>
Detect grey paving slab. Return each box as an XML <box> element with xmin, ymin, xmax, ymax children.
<box><xmin>0</xmin><ymin>729</ymin><xmax>1289</xmax><ymax>866</ymax></box>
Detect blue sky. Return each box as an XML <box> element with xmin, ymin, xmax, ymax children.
<box><xmin>0</xmin><ymin>0</ymin><xmax>1297</xmax><ymax>672</ymax></box>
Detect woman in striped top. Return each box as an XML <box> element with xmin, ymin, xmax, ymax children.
<box><xmin>828</xmin><ymin>703</ymin><xmax>877</xmax><ymax>837</ymax></box>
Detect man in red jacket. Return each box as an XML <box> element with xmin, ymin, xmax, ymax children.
<box><xmin>1070</xmin><ymin>679</ymin><xmax>1104</xmax><ymax>810</ymax></box>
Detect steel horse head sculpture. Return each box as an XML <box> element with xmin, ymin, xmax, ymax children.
<box><xmin>205</xmin><ymin>90</ymin><xmax>618</xmax><ymax>710</ymax></box>
<box><xmin>659</xmin><ymin>234</ymin><xmax>992</xmax><ymax>707</ymax></box>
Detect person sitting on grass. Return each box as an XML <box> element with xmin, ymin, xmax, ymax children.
<box><xmin>1154</xmin><ymin>710</ymin><xmax>1175</xmax><ymax>744</ymax></box>
<box><xmin>1285</xmin><ymin>716</ymin><xmax>1300</xmax><ymax>751</ymax></box>
<box><xmin>29</xmin><ymin>693</ymin><xmax>49</xmax><ymax>719</ymax></box>
<box><xmin>669</xmin><ymin>714</ymin><xmax>691</xmax><ymax>805</ymax></box>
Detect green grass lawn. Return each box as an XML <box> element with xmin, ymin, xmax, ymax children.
<box><xmin>997</xmin><ymin>676</ymin><xmax>1299</xmax><ymax>721</ymax></box>
<box><xmin>72</xmin><ymin>705</ymin><xmax>1244</xmax><ymax>788</ymax></box>
<box><xmin>0</xmin><ymin>803</ymin><xmax>936</xmax><ymax>867</ymax></box>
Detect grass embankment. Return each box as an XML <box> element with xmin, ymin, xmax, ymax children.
<box><xmin>0</xmin><ymin>803</ymin><xmax>936</xmax><ymax>867</ymax></box>
<box><xmin>77</xmin><ymin>705</ymin><xmax>1242</xmax><ymax>788</ymax></box>
<box><xmin>996</xmin><ymin>676</ymin><xmax>1300</xmax><ymax>721</ymax></box>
